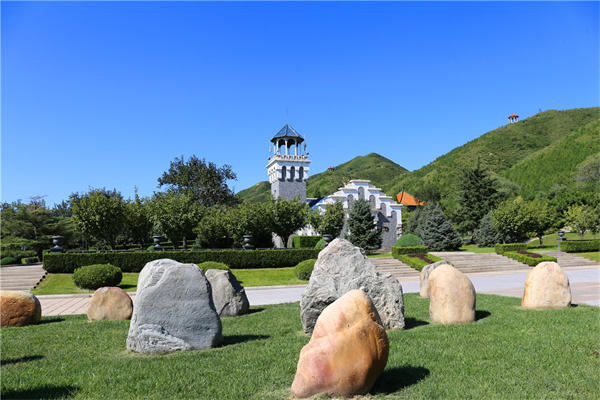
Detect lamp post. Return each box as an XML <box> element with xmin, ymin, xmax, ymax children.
<box><xmin>557</xmin><ymin>230</ymin><xmax>565</xmax><ymax>251</ymax></box>
<box><xmin>153</xmin><ymin>235</ymin><xmax>164</xmax><ymax>251</ymax></box>
<box><xmin>51</xmin><ymin>236</ymin><xmax>64</xmax><ymax>253</ymax></box>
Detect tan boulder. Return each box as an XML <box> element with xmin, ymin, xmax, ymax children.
<box><xmin>1</xmin><ymin>290</ymin><xmax>42</xmax><ymax>327</ymax></box>
<box><xmin>419</xmin><ymin>261</ymin><xmax>446</xmax><ymax>298</ymax></box>
<box><xmin>429</xmin><ymin>264</ymin><xmax>476</xmax><ymax>324</ymax></box>
<box><xmin>522</xmin><ymin>262</ymin><xmax>571</xmax><ymax>309</ymax></box>
<box><xmin>87</xmin><ymin>287</ymin><xmax>133</xmax><ymax>321</ymax></box>
<box><xmin>291</xmin><ymin>289</ymin><xmax>388</xmax><ymax>398</ymax></box>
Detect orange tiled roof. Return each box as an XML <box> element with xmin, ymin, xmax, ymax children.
<box><xmin>396</xmin><ymin>191</ymin><xmax>426</xmax><ymax>206</ymax></box>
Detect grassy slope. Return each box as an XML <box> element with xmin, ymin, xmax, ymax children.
<box><xmin>2</xmin><ymin>295</ymin><xmax>599</xmax><ymax>399</ymax></box>
<box><xmin>236</xmin><ymin>181</ymin><xmax>271</xmax><ymax>203</ymax></box>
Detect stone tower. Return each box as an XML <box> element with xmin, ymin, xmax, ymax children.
<box><xmin>267</xmin><ymin>124</ymin><xmax>311</xmax><ymax>201</ymax></box>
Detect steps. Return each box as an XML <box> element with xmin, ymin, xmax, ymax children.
<box><xmin>0</xmin><ymin>264</ymin><xmax>47</xmax><ymax>291</ymax></box>
<box><xmin>429</xmin><ymin>252</ymin><xmax>529</xmax><ymax>274</ymax></box>
<box><xmin>370</xmin><ymin>257</ymin><xmax>420</xmax><ymax>280</ymax></box>
<box><xmin>537</xmin><ymin>250</ymin><xmax>600</xmax><ymax>268</ymax></box>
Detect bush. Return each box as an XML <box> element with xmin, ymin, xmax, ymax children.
<box><xmin>73</xmin><ymin>264</ymin><xmax>122</xmax><ymax>290</ymax></box>
<box><xmin>197</xmin><ymin>261</ymin><xmax>230</xmax><ymax>273</ymax></box>
<box><xmin>395</xmin><ymin>233</ymin><xmax>423</xmax><ymax>247</ymax></box>
<box><xmin>292</xmin><ymin>236</ymin><xmax>322</xmax><ymax>248</ymax></box>
<box><xmin>294</xmin><ymin>258</ymin><xmax>316</xmax><ymax>280</ymax></box>
<box><xmin>560</xmin><ymin>240</ymin><xmax>600</xmax><ymax>253</ymax></box>
<box><xmin>397</xmin><ymin>253</ymin><xmax>442</xmax><ymax>272</ymax></box>
<box><xmin>21</xmin><ymin>256</ymin><xmax>39</xmax><ymax>264</ymax></box>
<box><xmin>495</xmin><ymin>243</ymin><xmax>528</xmax><ymax>255</ymax></box>
<box><xmin>43</xmin><ymin>249</ymin><xmax>321</xmax><ymax>273</ymax></box>
<box><xmin>0</xmin><ymin>256</ymin><xmax>18</xmax><ymax>265</ymax></box>
<box><xmin>392</xmin><ymin>246</ymin><xmax>428</xmax><ymax>258</ymax></box>
<box><xmin>315</xmin><ymin>239</ymin><xmax>326</xmax><ymax>249</ymax></box>
<box><xmin>503</xmin><ymin>251</ymin><xmax>557</xmax><ymax>267</ymax></box>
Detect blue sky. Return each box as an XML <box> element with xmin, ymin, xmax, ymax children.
<box><xmin>2</xmin><ymin>1</ymin><xmax>598</xmax><ymax>206</ymax></box>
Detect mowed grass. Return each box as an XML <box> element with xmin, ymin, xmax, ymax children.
<box><xmin>2</xmin><ymin>294</ymin><xmax>599</xmax><ymax>399</ymax></box>
<box><xmin>528</xmin><ymin>231</ymin><xmax>597</xmax><ymax>249</ymax></box>
<box><xmin>32</xmin><ymin>268</ymin><xmax>307</xmax><ymax>295</ymax></box>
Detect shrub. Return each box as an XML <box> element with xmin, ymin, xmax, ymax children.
<box><xmin>315</xmin><ymin>239</ymin><xmax>326</xmax><ymax>249</ymax></box>
<box><xmin>197</xmin><ymin>261</ymin><xmax>230</xmax><ymax>273</ymax></box>
<box><xmin>43</xmin><ymin>249</ymin><xmax>321</xmax><ymax>273</ymax></box>
<box><xmin>73</xmin><ymin>264</ymin><xmax>122</xmax><ymax>290</ymax></box>
<box><xmin>560</xmin><ymin>240</ymin><xmax>600</xmax><ymax>253</ymax></box>
<box><xmin>392</xmin><ymin>246</ymin><xmax>428</xmax><ymax>258</ymax></box>
<box><xmin>21</xmin><ymin>256</ymin><xmax>39</xmax><ymax>264</ymax></box>
<box><xmin>503</xmin><ymin>251</ymin><xmax>556</xmax><ymax>267</ymax></box>
<box><xmin>294</xmin><ymin>258</ymin><xmax>316</xmax><ymax>280</ymax></box>
<box><xmin>292</xmin><ymin>236</ymin><xmax>322</xmax><ymax>248</ymax></box>
<box><xmin>495</xmin><ymin>243</ymin><xmax>527</xmax><ymax>255</ymax></box>
<box><xmin>397</xmin><ymin>253</ymin><xmax>442</xmax><ymax>272</ymax></box>
<box><xmin>395</xmin><ymin>233</ymin><xmax>423</xmax><ymax>247</ymax></box>
<box><xmin>0</xmin><ymin>256</ymin><xmax>18</xmax><ymax>265</ymax></box>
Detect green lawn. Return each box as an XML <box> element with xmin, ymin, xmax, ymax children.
<box><xmin>32</xmin><ymin>268</ymin><xmax>307</xmax><ymax>295</ymax></box>
<box><xmin>528</xmin><ymin>231</ymin><xmax>597</xmax><ymax>249</ymax></box>
<box><xmin>2</xmin><ymin>294</ymin><xmax>598</xmax><ymax>399</ymax></box>
<box><xmin>368</xmin><ymin>252</ymin><xmax>392</xmax><ymax>258</ymax></box>
<box><xmin>578</xmin><ymin>252</ymin><xmax>600</xmax><ymax>262</ymax></box>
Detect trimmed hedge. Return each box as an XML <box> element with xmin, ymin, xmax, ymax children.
<box><xmin>503</xmin><ymin>251</ymin><xmax>557</xmax><ymax>266</ymax></box>
<box><xmin>22</xmin><ymin>256</ymin><xmax>39</xmax><ymax>264</ymax></box>
<box><xmin>494</xmin><ymin>243</ymin><xmax>528</xmax><ymax>255</ymax></box>
<box><xmin>292</xmin><ymin>236</ymin><xmax>322</xmax><ymax>249</ymax></box>
<box><xmin>197</xmin><ymin>261</ymin><xmax>230</xmax><ymax>273</ymax></box>
<box><xmin>560</xmin><ymin>240</ymin><xmax>600</xmax><ymax>253</ymax></box>
<box><xmin>294</xmin><ymin>258</ymin><xmax>316</xmax><ymax>280</ymax></box>
<box><xmin>0</xmin><ymin>256</ymin><xmax>18</xmax><ymax>265</ymax></box>
<box><xmin>392</xmin><ymin>245</ymin><xmax>428</xmax><ymax>258</ymax></box>
<box><xmin>73</xmin><ymin>264</ymin><xmax>122</xmax><ymax>290</ymax></box>
<box><xmin>43</xmin><ymin>249</ymin><xmax>321</xmax><ymax>273</ymax></box>
<box><xmin>394</xmin><ymin>233</ymin><xmax>423</xmax><ymax>247</ymax></box>
<box><xmin>397</xmin><ymin>253</ymin><xmax>442</xmax><ymax>272</ymax></box>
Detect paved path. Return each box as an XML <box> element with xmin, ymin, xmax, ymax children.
<box><xmin>0</xmin><ymin>264</ymin><xmax>46</xmax><ymax>291</ymax></box>
<box><xmin>430</xmin><ymin>252</ymin><xmax>529</xmax><ymax>273</ymax></box>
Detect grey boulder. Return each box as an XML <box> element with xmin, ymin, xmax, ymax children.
<box><xmin>205</xmin><ymin>269</ymin><xmax>250</xmax><ymax>316</ymax></box>
<box><xmin>300</xmin><ymin>238</ymin><xmax>404</xmax><ymax>334</ymax></box>
<box><xmin>126</xmin><ymin>259</ymin><xmax>223</xmax><ymax>354</ymax></box>
<box><xmin>420</xmin><ymin>261</ymin><xmax>447</xmax><ymax>298</ymax></box>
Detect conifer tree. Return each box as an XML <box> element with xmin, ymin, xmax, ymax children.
<box><xmin>454</xmin><ymin>162</ymin><xmax>500</xmax><ymax>234</ymax></box>
<box><xmin>420</xmin><ymin>204</ymin><xmax>463</xmax><ymax>251</ymax></box>
<box><xmin>345</xmin><ymin>199</ymin><xmax>382</xmax><ymax>251</ymax></box>
<box><xmin>473</xmin><ymin>213</ymin><xmax>502</xmax><ymax>247</ymax></box>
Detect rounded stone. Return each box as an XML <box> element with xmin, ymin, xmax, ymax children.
<box><xmin>522</xmin><ymin>261</ymin><xmax>571</xmax><ymax>309</ymax></box>
<box><xmin>428</xmin><ymin>264</ymin><xmax>476</xmax><ymax>324</ymax></box>
<box><xmin>1</xmin><ymin>290</ymin><xmax>42</xmax><ymax>327</ymax></box>
<box><xmin>87</xmin><ymin>286</ymin><xmax>133</xmax><ymax>321</ymax></box>
<box><xmin>419</xmin><ymin>261</ymin><xmax>446</xmax><ymax>298</ymax></box>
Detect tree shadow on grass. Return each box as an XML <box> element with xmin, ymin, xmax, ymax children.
<box><xmin>222</xmin><ymin>334</ymin><xmax>270</xmax><ymax>347</ymax></box>
<box><xmin>404</xmin><ymin>317</ymin><xmax>429</xmax><ymax>330</ymax></box>
<box><xmin>118</xmin><ymin>284</ymin><xmax>136</xmax><ymax>290</ymax></box>
<box><xmin>476</xmin><ymin>310</ymin><xmax>491</xmax><ymax>321</ymax></box>
<box><xmin>1</xmin><ymin>385</ymin><xmax>79</xmax><ymax>399</ymax></box>
<box><xmin>1</xmin><ymin>355</ymin><xmax>44</xmax><ymax>366</ymax></box>
<box><xmin>371</xmin><ymin>366</ymin><xmax>430</xmax><ymax>394</ymax></box>
<box><xmin>39</xmin><ymin>317</ymin><xmax>65</xmax><ymax>325</ymax></box>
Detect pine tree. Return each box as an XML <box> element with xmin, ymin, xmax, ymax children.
<box><xmin>454</xmin><ymin>163</ymin><xmax>500</xmax><ymax>234</ymax></box>
<box><xmin>420</xmin><ymin>204</ymin><xmax>463</xmax><ymax>251</ymax></box>
<box><xmin>473</xmin><ymin>213</ymin><xmax>502</xmax><ymax>247</ymax></box>
<box><xmin>345</xmin><ymin>199</ymin><xmax>382</xmax><ymax>251</ymax></box>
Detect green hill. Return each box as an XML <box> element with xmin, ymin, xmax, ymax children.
<box><xmin>237</xmin><ymin>181</ymin><xmax>271</xmax><ymax>203</ymax></box>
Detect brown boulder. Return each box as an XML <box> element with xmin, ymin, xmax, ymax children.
<box><xmin>87</xmin><ymin>287</ymin><xmax>133</xmax><ymax>321</ymax></box>
<box><xmin>1</xmin><ymin>290</ymin><xmax>42</xmax><ymax>327</ymax></box>
<box><xmin>429</xmin><ymin>264</ymin><xmax>476</xmax><ymax>324</ymax></box>
<box><xmin>291</xmin><ymin>290</ymin><xmax>389</xmax><ymax>398</ymax></box>
<box><xmin>522</xmin><ymin>262</ymin><xmax>571</xmax><ymax>309</ymax></box>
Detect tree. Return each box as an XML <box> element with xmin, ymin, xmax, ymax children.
<box><xmin>125</xmin><ymin>192</ymin><xmax>154</xmax><ymax>248</ymax></box>
<box><xmin>524</xmin><ymin>199</ymin><xmax>556</xmax><ymax>246</ymax></box>
<box><xmin>491</xmin><ymin>198</ymin><xmax>531</xmax><ymax>243</ymax></box>
<box><xmin>420</xmin><ymin>204</ymin><xmax>463</xmax><ymax>251</ymax></box>
<box><xmin>345</xmin><ymin>199</ymin><xmax>382</xmax><ymax>251</ymax></box>
<box><xmin>270</xmin><ymin>198</ymin><xmax>309</xmax><ymax>248</ymax></box>
<box><xmin>318</xmin><ymin>202</ymin><xmax>345</xmax><ymax>238</ymax></box>
<box><xmin>148</xmin><ymin>191</ymin><xmax>205</xmax><ymax>249</ymax></box>
<box><xmin>565</xmin><ymin>205</ymin><xmax>598</xmax><ymax>238</ymax></box>
<box><xmin>70</xmin><ymin>189</ymin><xmax>127</xmax><ymax>249</ymax></box>
<box><xmin>473</xmin><ymin>213</ymin><xmax>502</xmax><ymax>247</ymax></box>
<box><xmin>229</xmin><ymin>202</ymin><xmax>274</xmax><ymax>248</ymax></box>
<box><xmin>195</xmin><ymin>207</ymin><xmax>233</xmax><ymax>249</ymax></box>
<box><xmin>405</xmin><ymin>206</ymin><xmax>426</xmax><ymax>237</ymax></box>
<box><xmin>415</xmin><ymin>183</ymin><xmax>441</xmax><ymax>203</ymax></box>
<box><xmin>158</xmin><ymin>155</ymin><xmax>240</xmax><ymax>206</ymax></box>
<box><xmin>454</xmin><ymin>164</ymin><xmax>500</xmax><ymax>234</ymax></box>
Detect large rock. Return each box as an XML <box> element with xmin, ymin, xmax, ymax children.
<box><xmin>429</xmin><ymin>264</ymin><xmax>476</xmax><ymax>324</ymax></box>
<box><xmin>126</xmin><ymin>259</ymin><xmax>223</xmax><ymax>354</ymax></box>
<box><xmin>419</xmin><ymin>260</ymin><xmax>446</xmax><ymax>298</ymax></box>
<box><xmin>1</xmin><ymin>290</ymin><xmax>41</xmax><ymax>327</ymax></box>
<box><xmin>87</xmin><ymin>287</ymin><xmax>133</xmax><ymax>321</ymax></box>
<box><xmin>292</xmin><ymin>290</ymin><xmax>389</xmax><ymax>398</ymax></box>
<box><xmin>205</xmin><ymin>269</ymin><xmax>249</xmax><ymax>316</ymax></box>
<box><xmin>522</xmin><ymin>261</ymin><xmax>571</xmax><ymax>309</ymax></box>
<box><xmin>300</xmin><ymin>239</ymin><xmax>404</xmax><ymax>334</ymax></box>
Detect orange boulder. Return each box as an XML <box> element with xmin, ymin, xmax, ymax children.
<box><xmin>1</xmin><ymin>290</ymin><xmax>42</xmax><ymax>327</ymax></box>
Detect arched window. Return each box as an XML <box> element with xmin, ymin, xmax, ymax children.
<box><xmin>299</xmin><ymin>167</ymin><xmax>304</xmax><ymax>181</ymax></box>
<box><xmin>289</xmin><ymin>166</ymin><xmax>295</xmax><ymax>182</ymax></box>
<box><xmin>281</xmin><ymin>166</ymin><xmax>286</xmax><ymax>181</ymax></box>
<box><xmin>358</xmin><ymin>187</ymin><xmax>365</xmax><ymax>200</ymax></box>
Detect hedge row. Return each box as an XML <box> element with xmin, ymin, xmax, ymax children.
<box><xmin>43</xmin><ymin>249</ymin><xmax>321</xmax><ymax>273</ymax></box>
<box><xmin>292</xmin><ymin>236</ymin><xmax>322</xmax><ymax>249</ymax></box>
<box><xmin>392</xmin><ymin>246</ymin><xmax>428</xmax><ymax>258</ymax></box>
<box><xmin>560</xmin><ymin>240</ymin><xmax>600</xmax><ymax>253</ymax></box>
<box><xmin>397</xmin><ymin>253</ymin><xmax>442</xmax><ymax>272</ymax></box>
<box><xmin>494</xmin><ymin>243</ymin><xmax>527</xmax><ymax>255</ymax></box>
<box><xmin>503</xmin><ymin>251</ymin><xmax>556</xmax><ymax>267</ymax></box>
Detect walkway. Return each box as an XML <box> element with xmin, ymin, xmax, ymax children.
<box><xmin>0</xmin><ymin>264</ymin><xmax>46</xmax><ymax>291</ymax></box>
<box><xmin>430</xmin><ymin>252</ymin><xmax>529</xmax><ymax>273</ymax></box>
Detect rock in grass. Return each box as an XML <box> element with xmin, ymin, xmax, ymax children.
<box><xmin>292</xmin><ymin>290</ymin><xmax>389</xmax><ymax>398</ymax></box>
<box><xmin>126</xmin><ymin>259</ymin><xmax>222</xmax><ymax>354</ymax></box>
<box><xmin>300</xmin><ymin>239</ymin><xmax>405</xmax><ymax>334</ymax></box>
<box><xmin>419</xmin><ymin>260</ymin><xmax>446</xmax><ymax>298</ymax></box>
<box><xmin>0</xmin><ymin>290</ymin><xmax>41</xmax><ymax>327</ymax></box>
<box><xmin>429</xmin><ymin>264</ymin><xmax>476</xmax><ymax>324</ymax></box>
<box><xmin>87</xmin><ymin>287</ymin><xmax>133</xmax><ymax>321</ymax></box>
<box><xmin>522</xmin><ymin>261</ymin><xmax>571</xmax><ymax>309</ymax></box>
<box><xmin>205</xmin><ymin>269</ymin><xmax>249</xmax><ymax>316</ymax></box>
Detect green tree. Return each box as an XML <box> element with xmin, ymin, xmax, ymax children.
<box><xmin>523</xmin><ymin>199</ymin><xmax>556</xmax><ymax>246</ymax></box>
<box><xmin>473</xmin><ymin>213</ymin><xmax>502</xmax><ymax>247</ymax></box>
<box><xmin>318</xmin><ymin>202</ymin><xmax>345</xmax><ymax>238</ymax></box>
<box><xmin>195</xmin><ymin>207</ymin><xmax>233</xmax><ymax>249</ymax></box>
<box><xmin>415</xmin><ymin>183</ymin><xmax>441</xmax><ymax>203</ymax></box>
<box><xmin>270</xmin><ymin>198</ymin><xmax>309</xmax><ymax>248</ymax></box>
<box><xmin>454</xmin><ymin>164</ymin><xmax>500</xmax><ymax>234</ymax></box>
<box><xmin>148</xmin><ymin>191</ymin><xmax>205</xmax><ymax>249</ymax></box>
<box><xmin>420</xmin><ymin>204</ymin><xmax>463</xmax><ymax>251</ymax></box>
<box><xmin>307</xmin><ymin>210</ymin><xmax>323</xmax><ymax>233</ymax></box>
<box><xmin>491</xmin><ymin>198</ymin><xmax>531</xmax><ymax>243</ymax></box>
<box><xmin>565</xmin><ymin>205</ymin><xmax>598</xmax><ymax>238</ymax></box>
<box><xmin>125</xmin><ymin>192</ymin><xmax>154</xmax><ymax>248</ymax></box>
<box><xmin>229</xmin><ymin>202</ymin><xmax>274</xmax><ymax>248</ymax></box>
<box><xmin>345</xmin><ymin>199</ymin><xmax>382</xmax><ymax>251</ymax></box>
<box><xmin>405</xmin><ymin>206</ymin><xmax>426</xmax><ymax>237</ymax></box>
<box><xmin>70</xmin><ymin>189</ymin><xmax>127</xmax><ymax>249</ymax></box>
<box><xmin>158</xmin><ymin>155</ymin><xmax>240</xmax><ymax>206</ymax></box>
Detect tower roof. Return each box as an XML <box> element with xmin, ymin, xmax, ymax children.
<box><xmin>271</xmin><ymin>124</ymin><xmax>304</xmax><ymax>143</ymax></box>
